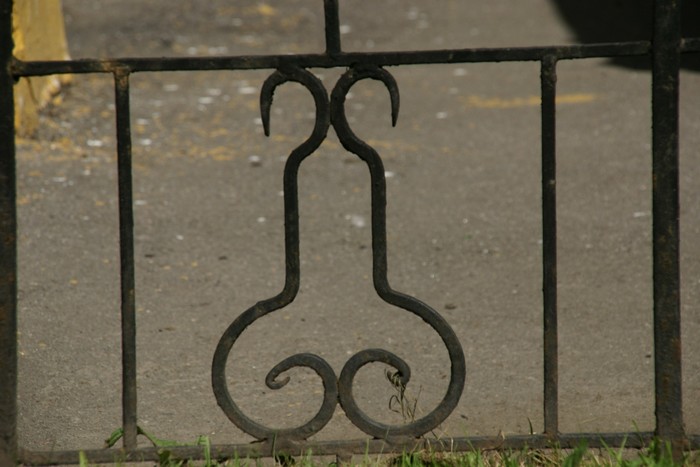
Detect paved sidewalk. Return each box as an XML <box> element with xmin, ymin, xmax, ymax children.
<box><xmin>15</xmin><ymin>0</ymin><xmax>700</xmax><ymax>454</ymax></box>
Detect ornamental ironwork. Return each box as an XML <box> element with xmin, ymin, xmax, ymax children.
<box><xmin>211</xmin><ymin>65</ymin><xmax>466</xmax><ymax>441</ymax></box>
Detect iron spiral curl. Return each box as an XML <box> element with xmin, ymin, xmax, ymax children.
<box><xmin>331</xmin><ymin>66</ymin><xmax>466</xmax><ymax>438</ymax></box>
<box><xmin>212</xmin><ymin>65</ymin><xmax>466</xmax><ymax>442</ymax></box>
<box><xmin>211</xmin><ymin>67</ymin><xmax>335</xmax><ymax>442</ymax></box>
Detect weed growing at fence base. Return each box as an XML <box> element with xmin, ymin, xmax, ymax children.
<box><xmin>381</xmin><ymin>440</ymin><xmax>697</xmax><ymax>467</ymax></box>
<box><xmin>78</xmin><ymin>438</ymin><xmax>699</xmax><ymax>467</ymax></box>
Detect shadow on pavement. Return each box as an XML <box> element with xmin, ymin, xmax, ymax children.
<box><xmin>551</xmin><ymin>0</ymin><xmax>700</xmax><ymax>71</ymax></box>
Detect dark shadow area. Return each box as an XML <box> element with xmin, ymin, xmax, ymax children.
<box><xmin>551</xmin><ymin>0</ymin><xmax>700</xmax><ymax>71</ymax></box>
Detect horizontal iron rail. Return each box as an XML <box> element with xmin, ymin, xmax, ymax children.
<box><xmin>10</xmin><ymin>41</ymin><xmax>658</xmax><ymax>77</ymax></box>
<box><xmin>19</xmin><ymin>432</ymin><xmax>700</xmax><ymax>465</ymax></box>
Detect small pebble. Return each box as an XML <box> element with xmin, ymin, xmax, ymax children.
<box><xmin>238</xmin><ymin>86</ymin><xmax>257</xmax><ymax>95</ymax></box>
<box><xmin>345</xmin><ymin>214</ymin><xmax>366</xmax><ymax>228</ymax></box>
<box><xmin>248</xmin><ymin>155</ymin><xmax>262</xmax><ymax>167</ymax></box>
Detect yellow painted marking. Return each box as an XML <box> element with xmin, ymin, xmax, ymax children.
<box><xmin>209</xmin><ymin>128</ymin><xmax>230</xmax><ymax>138</ymax></box>
<box><xmin>462</xmin><ymin>93</ymin><xmax>598</xmax><ymax>109</ymax></box>
<box><xmin>257</xmin><ymin>4</ymin><xmax>277</xmax><ymax>16</ymax></box>
<box><xmin>556</xmin><ymin>93</ymin><xmax>599</xmax><ymax>104</ymax></box>
<box><xmin>211</xmin><ymin>154</ymin><xmax>234</xmax><ymax>161</ymax></box>
<box><xmin>17</xmin><ymin>193</ymin><xmax>43</xmax><ymax>206</ymax></box>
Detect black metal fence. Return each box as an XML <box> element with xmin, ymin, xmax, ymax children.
<box><xmin>1</xmin><ymin>0</ymin><xmax>698</xmax><ymax>464</ymax></box>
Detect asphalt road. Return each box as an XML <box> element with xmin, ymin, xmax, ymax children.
<box><xmin>15</xmin><ymin>0</ymin><xmax>700</xmax><ymax>454</ymax></box>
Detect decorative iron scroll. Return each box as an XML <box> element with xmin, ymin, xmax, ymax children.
<box><xmin>211</xmin><ymin>65</ymin><xmax>466</xmax><ymax>441</ymax></box>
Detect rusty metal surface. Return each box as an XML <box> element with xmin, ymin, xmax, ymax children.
<box><xmin>11</xmin><ymin>42</ymin><xmax>654</xmax><ymax>77</ymax></box>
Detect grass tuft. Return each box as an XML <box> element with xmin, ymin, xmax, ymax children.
<box><xmin>81</xmin><ymin>433</ymin><xmax>698</xmax><ymax>467</ymax></box>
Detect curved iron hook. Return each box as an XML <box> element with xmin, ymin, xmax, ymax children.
<box><xmin>330</xmin><ymin>65</ymin><xmax>466</xmax><ymax>439</ymax></box>
<box><xmin>261</xmin><ymin>65</ymin><xmax>331</xmax><ymax>147</ymax></box>
<box><xmin>212</xmin><ymin>67</ymin><xmax>334</xmax><ymax>442</ymax></box>
<box><xmin>213</xmin><ymin>65</ymin><xmax>465</xmax><ymax>442</ymax></box>
<box><xmin>330</xmin><ymin>65</ymin><xmax>399</xmax><ymax>149</ymax></box>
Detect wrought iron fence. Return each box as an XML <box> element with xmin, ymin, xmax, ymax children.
<box><xmin>1</xmin><ymin>0</ymin><xmax>698</xmax><ymax>464</ymax></box>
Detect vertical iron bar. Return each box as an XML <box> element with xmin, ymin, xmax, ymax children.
<box><xmin>0</xmin><ymin>0</ymin><xmax>18</xmax><ymax>464</ymax></box>
<box><xmin>651</xmin><ymin>0</ymin><xmax>684</xmax><ymax>457</ymax></box>
<box><xmin>323</xmin><ymin>0</ymin><xmax>341</xmax><ymax>55</ymax></box>
<box><xmin>541</xmin><ymin>55</ymin><xmax>558</xmax><ymax>438</ymax></box>
<box><xmin>114</xmin><ymin>69</ymin><xmax>138</xmax><ymax>450</ymax></box>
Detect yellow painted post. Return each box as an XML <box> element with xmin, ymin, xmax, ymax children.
<box><xmin>11</xmin><ymin>0</ymin><xmax>70</xmax><ymax>136</ymax></box>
